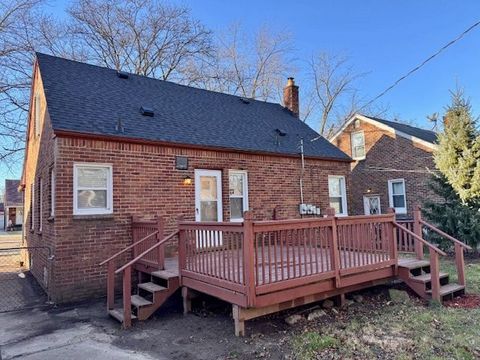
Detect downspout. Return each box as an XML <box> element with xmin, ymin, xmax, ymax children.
<box><xmin>299</xmin><ymin>138</ymin><xmax>305</xmax><ymax>205</ymax></box>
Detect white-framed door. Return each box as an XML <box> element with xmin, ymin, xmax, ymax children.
<box><xmin>363</xmin><ymin>195</ymin><xmax>381</xmax><ymax>215</ymax></box>
<box><xmin>195</xmin><ymin>169</ymin><xmax>223</xmax><ymax>247</ymax></box>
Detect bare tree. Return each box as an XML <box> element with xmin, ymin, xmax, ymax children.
<box><xmin>67</xmin><ymin>0</ymin><xmax>214</xmax><ymax>82</ymax></box>
<box><xmin>189</xmin><ymin>23</ymin><xmax>294</xmax><ymax>102</ymax></box>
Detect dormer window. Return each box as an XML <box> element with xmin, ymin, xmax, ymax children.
<box><xmin>351</xmin><ymin>131</ymin><xmax>365</xmax><ymax>160</ymax></box>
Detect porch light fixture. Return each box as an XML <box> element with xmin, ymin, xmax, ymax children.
<box><xmin>183</xmin><ymin>175</ymin><xmax>192</xmax><ymax>186</ymax></box>
<box><xmin>366</xmin><ymin>188</ymin><xmax>372</xmax><ymax>193</ymax></box>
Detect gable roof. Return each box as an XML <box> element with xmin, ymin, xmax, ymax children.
<box><xmin>4</xmin><ymin>180</ymin><xmax>22</xmax><ymax>207</ymax></box>
<box><xmin>330</xmin><ymin>114</ymin><xmax>437</xmax><ymax>150</ymax></box>
<box><xmin>36</xmin><ymin>53</ymin><xmax>350</xmax><ymax>161</ymax></box>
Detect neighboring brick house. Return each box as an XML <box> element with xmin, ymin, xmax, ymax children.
<box><xmin>21</xmin><ymin>53</ymin><xmax>351</xmax><ymax>303</ymax></box>
<box><xmin>3</xmin><ymin>179</ymin><xmax>24</xmax><ymax>230</ymax></box>
<box><xmin>331</xmin><ymin>114</ymin><xmax>438</xmax><ymax>219</ymax></box>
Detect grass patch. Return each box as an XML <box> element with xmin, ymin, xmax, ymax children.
<box><xmin>289</xmin><ymin>258</ymin><xmax>480</xmax><ymax>359</ymax></box>
<box><xmin>292</xmin><ymin>332</ymin><xmax>338</xmax><ymax>360</ymax></box>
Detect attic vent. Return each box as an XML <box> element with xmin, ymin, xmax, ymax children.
<box><xmin>117</xmin><ymin>71</ymin><xmax>129</xmax><ymax>79</ymax></box>
<box><xmin>275</xmin><ymin>128</ymin><xmax>287</xmax><ymax>136</ymax></box>
<box><xmin>239</xmin><ymin>97</ymin><xmax>250</xmax><ymax>104</ymax></box>
<box><xmin>140</xmin><ymin>106</ymin><xmax>154</xmax><ymax>117</ymax></box>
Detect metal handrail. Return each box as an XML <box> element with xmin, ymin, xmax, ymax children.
<box><xmin>420</xmin><ymin>219</ymin><xmax>473</xmax><ymax>250</ymax></box>
<box><xmin>115</xmin><ymin>230</ymin><xmax>179</xmax><ymax>274</ymax></box>
<box><xmin>99</xmin><ymin>230</ymin><xmax>159</xmax><ymax>266</ymax></box>
<box><xmin>393</xmin><ymin>222</ymin><xmax>447</xmax><ymax>256</ymax></box>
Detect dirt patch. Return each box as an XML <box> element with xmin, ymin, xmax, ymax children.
<box><xmin>445</xmin><ymin>294</ymin><xmax>480</xmax><ymax>308</ymax></box>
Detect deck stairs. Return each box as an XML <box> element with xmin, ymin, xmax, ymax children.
<box><xmin>109</xmin><ymin>267</ymin><xmax>180</xmax><ymax>325</ymax></box>
<box><xmin>398</xmin><ymin>258</ymin><xmax>465</xmax><ymax>302</ymax></box>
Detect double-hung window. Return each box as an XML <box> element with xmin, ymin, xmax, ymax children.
<box><xmin>73</xmin><ymin>164</ymin><xmax>113</xmax><ymax>215</ymax></box>
<box><xmin>50</xmin><ymin>169</ymin><xmax>55</xmax><ymax>217</ymax></box>
<box><xmin>229</xmin><ymin>170</ymin><xmax>248</xmax><ymax>222</ymax></box>
<box><xmin>388</xmin><ymin>179</ymin><xmax>407</xmax><ymax>214</ymax></box>
<box><xmin>351</xmin><ymin>131</ymin><xmax>365</xmax><ymax>160</ymax></box>
<box><xmin>39</xmin><ymin>178</ymin><xmax>43</xmax><ymax>231</ymax></box>
<box><xmin>30</xmin><ymin>183</ymin><xmax>35</xmax><ymax>230</ymax></box>
<box><xmin>328</xmin><ymin>176</ymin><xmax>348</xmax><ymax>216</ymax></box>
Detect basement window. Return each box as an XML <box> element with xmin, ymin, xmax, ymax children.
<box><xmin>73</xmin><ymin>163</ymin><xmax>113</xmax><ymax>215</ymax></box>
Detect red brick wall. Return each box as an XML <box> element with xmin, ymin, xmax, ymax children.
<box><xmin>31</xmin><ymin>135</ymin><xmax>348</xmax><ymax>303</ymax></box>
<box><xmin>334</xmin><ymin>119</ymin><xmax>439</xmax><ymax>218</ymax></box>
<box><xmin>23</xmin><ymin>65</ymin><xmax>57</xmax><ymax>297</ymax></box>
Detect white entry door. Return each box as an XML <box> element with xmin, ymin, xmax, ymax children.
<box><xmin>195</xmin><ymin>169</ymin><xmax>223</xmax><ymax>247</ymax></box>
<box><xmin>363</xmin><ymin>195</ymin><xmax>381</xmax><ymax>215</ymax></box>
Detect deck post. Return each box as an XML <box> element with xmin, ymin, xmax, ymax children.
<box><xmin>455</xmin><ymin>242</ymin><xmax>466</xmax><ymax>286</ymax></box>
<box><xmin>326</xmin><ymin>207</ymin><xmax>341</xmax><ymax>288</ymax></box>
<box><xmin>156</xmin><ymin>214</ymin><xmax>165</xmax><ymax>269</ymax></box>
<box><xmin>178</xmin><ymin>216</ymin><xmax>186</xmax><ymax>276</ymax></box>
<box><xmin>232</xmin><ymin>305</ymin><xmax>245</xmax><ymax>337</ymax></box>
<box><xmin>413</xmin><ymin>206</ymin><xmax>424</xmax><ymax>260</ymax></box>
<box><xmin>182</xmin><ymin>287</ymin><xmax>192</xmax><ymax>314</ymax></box>
<box><xmin>429</xmin><ymin>251</ymin><xmax>441</xmax><ymax>302</ymax></box>
<box><xmin>122</xmin><ymin>266</ymin><xmax>132</xmax><ymax>328</ymax></box>
<box><xmin>387</xmin><ymin>208</ymin><xmax>398</xmax><ymax>275</ymax></box>
<box><xmin>107</xmin><ymin>260</ymin><xmax>115</xmax><ymax>310</ymax></box>
<box><xmin>243</xmin><ymin>211</ymin><xmax>256</xmax><ymax>307</ymax></box>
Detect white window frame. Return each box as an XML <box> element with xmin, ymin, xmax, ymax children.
<box><xmin>34</xmin><ymin>93</ymin><xmax>41</xmax><ymax>137</ymax></box>
<box><xmin>351</xmin><ymin>130</ymin><xmax>365</xmax><ymax>160</ymax></box>
<box><xmin>39</xmin><ymin>178</ymin><xmax>43</xmax><ymax>231</ymax></box>
<box><xmin>328</xmin><ymin>175</ymin><xmax>348</xmax><ymax>216</ymax></box>
<box><xmin>73</xmin><ymin>163</ymin><xmax>113</xmax><ymax>215</ymax></box>
<box><xmin>228</xmin><ymin>170</ymin><xmax>249</xmax><ymax>222</ymax></box>
<box><xmin>388</xmin><ymin>179</ymin><xmax>407</xmax><ymax>214</ymax></box>
<box><xmin>50</xmin><ymin>169</ymin><xmax>55</xmax><ymax>217</ymax></box>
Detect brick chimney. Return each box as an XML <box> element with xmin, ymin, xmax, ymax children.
<box><xmin>283</xmin><ymin>77</ymin><xmax>299</xmax><ymax>117</ymax></box>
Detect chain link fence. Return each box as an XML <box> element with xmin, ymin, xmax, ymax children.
<box><xmin>0</xmin><ymin>246</ymin><xmax>53</xmax><ymax>312</ymax></box>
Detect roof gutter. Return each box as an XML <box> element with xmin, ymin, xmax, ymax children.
<box><xmin>53</xmin><ymin>129</ymin><xmax>353</xmax><ymax>163</ymax></box>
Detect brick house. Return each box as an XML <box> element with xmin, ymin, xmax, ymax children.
<box><xmin>3</xmin><ymin>179</ymin><xmax>24</xmax><ymax>230</ymax></box>
<box><xmin>330</xmin><ymin>114</ymin><xmax>438</xmax><ymax>219</ymax></box>
<box><xmin>21</xmin><ymin>53</ymin><xmax>351</xmax><ymax>303</ymax></box>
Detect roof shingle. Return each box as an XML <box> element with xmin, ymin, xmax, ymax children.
<box><xmin>36</xmin><ymin>53</ymin><xmax>350</xmax><ymax>161</ymax></box>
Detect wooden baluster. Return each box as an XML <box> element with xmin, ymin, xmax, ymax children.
<box><xmin>414</xmin><ymin>206</ymin><xmax>424</xmax><ymax>260</ymax></box>
<box><xmin>122</xmin><ymin>266</ymin><xmax>132</xmax><ymax>329</ymax></box>
<box><xmin>455</xmin><ymin>242</ymin><xmax>466</xmax><ymax>286</ymax></box>
<box><xmin>243</xmin><ymin>211</ymin><xmax>256</xmax><ymax>307</ymax></box>
<box><xmin>326</xmin><ymin>208</ymin><xmax>341</xmax><ymax>287</ymax></box>
<box><xmin>286</xmin><ymin>230</ymin><xmax>291</xmax><ymax>279</ymax></box>
<box><xmin>157</xmin><ymin>215</ymin><xmax>165</xmax><ymax>269</ymax></box>
<box><xmin>107</xmin><ymin>260</ymin><xmax>115</xmax><ymax>310</ymax></box>
<box><xmin>430</xmin><ymin>251</ymin><xmax>441</xmax><ymax>302</ymax></box>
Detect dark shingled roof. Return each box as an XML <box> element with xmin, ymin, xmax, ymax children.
<box><xmin>36</xmin><ymin>53</ymin><xmax>350</xmax><ymax>161</ymax></box>
<box><xmin>4</xmin><ymin>180</ymin><xmax>22</xmax><ymax>207</ymax></box>
<box><xmin>367</xmin><ymin>116</ymin><xmax>437</xmax><ymax>144</ymax></box>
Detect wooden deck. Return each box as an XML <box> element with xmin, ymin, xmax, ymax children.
<box><xmin>103</xmin><ymin>207</ymin><xmax>470</xmax><ymax>335</ymax></box>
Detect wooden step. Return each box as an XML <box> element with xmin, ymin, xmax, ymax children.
<box><xmin>138</xmin><ymin>282</ymin><xmax>167</xmax><ymax>293</ymax></box>
<box><xmin>151</xmin><ymin>270</ymin><xmax>178</xmax><ymax>280</ymax></box>
<box><xmin>427</xmin><ymin>283</ymin><xmax>465</xmax><ymax>296</ymax></box>
<box><xmin>131</xmin><ymin>294</ymin><xmax>152</xmax><ymax>307</ymax></box>
<box><xmin>398</xmin><ymin>259</ymin><xmax>430</xmax><ymax>269</ymax></box>
<box><xmin>109</xmin><ymin>308</ymin><xmax>137</xmax><ymax>323</ymax></box>
<box><xmin>411</xmin><ymin>272</ymin><xmax>449</xmax><ymax>283</ymax></box>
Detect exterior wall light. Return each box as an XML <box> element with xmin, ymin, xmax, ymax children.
<box><xmin>366</xmin><ymin>188</ymin><xmax>372</xmax><ymax>193</ymax></box>
<box><xmin>183</xmin><ymin>176</ymin><xmax>192</xmax><ymax>186</ymax></box>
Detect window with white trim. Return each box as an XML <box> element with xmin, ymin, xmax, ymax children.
<box><xmin>34</xmin><ymin>93</ymin><xmax>41</xmax><ymax>137</ymax></box>
<box><xmin>328</xmin><ymin>176</ymin><xmax>348</xmax><ymax>216</ymax></box>
<box><xmin>351</xmin><ymin>131</ymin><xmax>365</xmax><ymax>159</ymax></box>
<box><xmin>39</xmin><ymin>178</ymin><xmax>43</xmax><ymax>231</ymax></box>
<box><xmin>73</xmin><ymin>164</ymin><xmax>113</xmax><ymax>215</ymax></box>
<box><xmin>388</xmin><ymin>179</ymin><xmax>407</xmax><ymax>214</ymax></box>
<box><xmin>50</xmin><ymin>169</ymin><xmax>55</xmax><ymax>217</ymax></box>
<box><xmin>229</xmin><ymin>170</ymin><xmax>248</xmax><ymax>222</ymax></box>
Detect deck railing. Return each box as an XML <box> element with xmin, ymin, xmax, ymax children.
<box><xmin>178</xmin><ymin>209</ymin><xmax>400</xmax><ymax>307</ymax></box>
<box><xmin>396</xmin><ymin>219</ymin><xmax>415</xmax><ymax>253</ymax></box>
